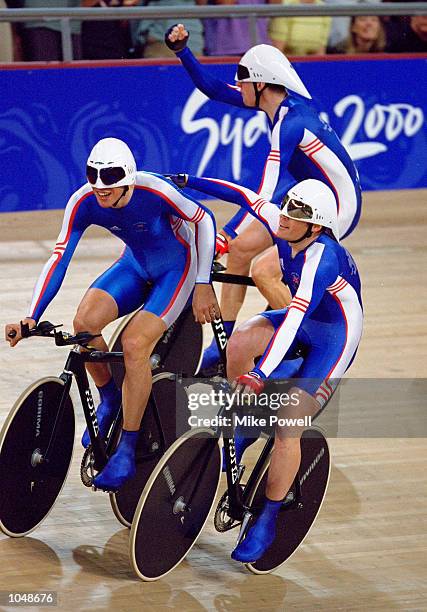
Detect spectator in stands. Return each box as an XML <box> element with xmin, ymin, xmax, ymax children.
<box><xmin>21</xmin><ymin>0</ymin><xmax>83</xmax><ymax>61</ymax></box>
<box><xmin>327</xmin><ymin>14</ymin><xmax>386</xmax><ymax>53</ymax></box>
<box><xmin>81</xmin><ymin>0</ymin><xmax>139</xmax><ymax>60</ymax></box>
<box><xmin>0</xmin><ymin>0</ymin><xmax>14</xmax><ymax>62</ymax></box>
<box><xmin>269</xmin><ymin>0</ymin><xmax>331</xmax><ymax>56</ymax></box>
<box><xmin>324</xmin><ymin>0</ymin><xmax>381</xmax><ymax>50</ymax></box>
<box><xmin>132</xmin><ymin>0</ymin><xmax>205</xmax><ymax>58</ymax></box>
<box><xmin>386</xmin><ymin>13</ymin><xmax>427</xmax><ymax>53</ymax></box>
<box><xmin>203</xmin><ymin>0</ymin><xmax>281</xmax><ymax>57</ymax></box>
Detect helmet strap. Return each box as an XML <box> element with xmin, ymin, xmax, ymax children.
<box><xmin>111</xmin><ymin>185</ymin><xmax>129</xmax><ymax>208</ymax></box>
<box><xmin>253</xmin><ymin>82</ymin><xmax>268</xmax><ymax>108</ymax></box>
<box><xmin>288</xmin><ymin>223</ymin><xmax>314</xmax><ymax>244</ymax></box>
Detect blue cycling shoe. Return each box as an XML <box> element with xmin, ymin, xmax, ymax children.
<box><xmin>92</xmin><ymin>430</ymin><xmax>138</xmax><ymax>492</ymax></box>
<box><xmin>81</xmin><ymin>379</ymin><xmax>121</xmax><ymax>448</ymax></box>
<box><xmin>199</xmin><ymin>337</ymin><xmax>221</xmax><ymax>373</ymax></box>
<box><xmin>231</xmin><ymin>498</ymin><xmax>282</xmax><ymax>563</ymax></box>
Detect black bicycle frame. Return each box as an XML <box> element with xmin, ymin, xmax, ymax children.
<box><xmin>40</xmin><ymin>268</ymin><xmax>257</xmax><ymax>491</ymax></box>
<box><xmin>208</xmin><ymin>290</ymin><xmax>270</xmax><ymax>522</ymax></box>
<box><xmin>208</xmin><ymin>270</ymin><xmax>308</xmax><ymax>521</ymax></box>
<box><xmin>42</xmin><ymin>347</ymin><xmax>109</xmax><ymax>471</ymax></box>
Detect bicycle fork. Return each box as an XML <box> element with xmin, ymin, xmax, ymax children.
<box><xmin>38</xmin><ymin>373</ymin><xmax>73</xmax><ymax>466</ymax></box>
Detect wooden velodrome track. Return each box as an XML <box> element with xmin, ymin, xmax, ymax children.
<box><xmin>0</xmin><ymin>191</ymin><xmax>426</xmax><ymax>611</ymax></box>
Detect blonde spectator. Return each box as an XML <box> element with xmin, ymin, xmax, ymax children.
<box><xmin>324</xmin><ymin>0</ymin><xmax>381</xmax><ymax>49</ymax></box>
<box><xmin>328</xmin><ymin>15</ymin><xmax>386</xmax><ymax>53</ymax></box>
<box><xmin>269</xmin><ymin>0</ymin><xmax>331</xmax><ymax>56</ymax></box>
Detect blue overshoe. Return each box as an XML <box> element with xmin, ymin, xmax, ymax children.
<box><xmin>81</xmin><ymin>399</ymin><xmax>121</xmax><ymax>448</ymax></box>
<box><xmin>199</xmin><ymin>337</ymin><xmax>221</xmax><ymax>373</ymax></box>
<box><xmin>231</xmin><ymin>518</ymin><xmax>276</xmax><ymax>562</ymax></box>
<box><xmin>92</xmin><ymin>430</ymin><xmax>138</xmax><ymax>492</ymax></box>
<box><xmin>81</xmin><ymin>378</ymin><xmax>121</xmax><ymax>448</ymax></box>
<box><xmin>231</xmin><ymin>498</ymin><xmax>282</xmax><ymax>562</ymax></box>
<box><xmin>92</xmin><ymin>451</ymin><xmax>136</xmax><ymax>492</ymax></box>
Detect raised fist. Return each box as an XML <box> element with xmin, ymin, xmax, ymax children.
<box><xmin>165</xmin><ymin>23</ymin><xmax>189</xmax><ymax>52</ymax></box>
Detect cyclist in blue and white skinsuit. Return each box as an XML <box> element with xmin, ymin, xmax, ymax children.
<box><xmin>166</xmin><ymin>24</ymin><xmax>362</xmax><ymax>373</ymax></box>
<box><xmin>5</xmin><ymin>138</ymin><xmax>217</xmax><ymax>491</ymax></box>
<box><xmin>173</xmin><ymin>172</ymin><xmax>363</xmax><ymax>563</ymax></box>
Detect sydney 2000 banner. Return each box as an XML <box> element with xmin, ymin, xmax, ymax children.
<box><xmin>0</xmin><ymin>56</ymin><xmax>426</xmax><ymax>212</ymax></box>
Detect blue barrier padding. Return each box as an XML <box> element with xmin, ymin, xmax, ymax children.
<box><xmin>0</xmin><ymin>57</ymin><xmax>426</xmax><ymax>212</ymax></box>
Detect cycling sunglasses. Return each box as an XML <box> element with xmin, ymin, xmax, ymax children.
<box><xmin>281</xmin><ymin>196</ymin><xmax>314</xmax><ymax>220</ymax></box>
<box><xmin>236</xmin><ymin>64</ymin><xmax>250</xmax><ymax>81</ymax></box>
<box><xmin>86</xmin><ymin>165</ymin><xmax>126</xmax><ymax>186</ymax></box>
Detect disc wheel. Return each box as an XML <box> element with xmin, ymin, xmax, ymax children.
<box><xmin>109</xmin><ymin>372</ymin><xmax>191</xmax><ymax>527</ymax></box>
<box><xmin>129</xmin><ymin>429</ymin><xmax>221</xmax><ymax>581</ymax></box>
<box><xmin>0</xmin><ymin>377</ymin><xmax>74</xmax><ymax>537</ymax></box>
<box><xmin>246</xmin><ymin>428</ymin><xmax>331</xmax><ymax>574</ymax></box>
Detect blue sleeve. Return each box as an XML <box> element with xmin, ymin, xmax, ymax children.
<box><xmin>176</xmin><ymin>47</ymin><xmax>246</xmax><ymax>108</ymax></box>
<box><xmin>186</xmin><ymin>175</ymin><xmax>276</xmax><ymax>238</ymax></box>
<box><xmin>28</xmin><ymin>194</ymin><xmax>89</xmax><ymax>321</ymax></box>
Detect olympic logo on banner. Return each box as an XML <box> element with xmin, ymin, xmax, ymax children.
<box><xmin>181</xmin><ymin>90</ymin><xmax>425</xmax><ymax>179</ymax></box>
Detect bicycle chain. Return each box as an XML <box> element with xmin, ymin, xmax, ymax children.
<box><xmin>80</xmin><ymin>445</ymin><xmax>97</xmax><ymax>487</ymax></box>
<box><xmin>214</xmin><ymin>489</ymin><xmax>244</xmax><ymax>533</ymax></box>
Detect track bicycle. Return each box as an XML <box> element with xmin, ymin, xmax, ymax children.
<box><xmin>0</xmin><ymin>266</ymin><xmax>256</xmax><ymax>537</ymax></box>
<box><xmin>129</xmin><ymin>320</ymin><xmax>331</xmax><ymax>581</ymax></box>
<box><xmin>107</xmin><ymin>264</ymin><xmax>258</xmax><ymax>525</ymax></box>
<box><xmin>0</xmin><ymin>312</ymin><xmax>194</xmax><ymax>538</ymax></box>
<box><xmin>1</xmin><ymin>267</ymin><xmax>331</xmax><ymax>580</ymax></box>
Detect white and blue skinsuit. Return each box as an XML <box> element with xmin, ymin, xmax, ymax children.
<box><xmin>28</xmin><ymin>172</ymin><xmax>216</xmax><ymax>326</ymax></box>
<box><xmin>176</xmin><ymin>47</ymin><xmax>362</xmax><ymax>241</ymax></box>
<box><xmin>186</xmin><ymin>175</ymin><xmax>363</xmax><ymax>404</ymax></box>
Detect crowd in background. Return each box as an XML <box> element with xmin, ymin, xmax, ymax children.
<box><xmin>0</xmin><ymin>0</ymin><xmax>426</xmax><ymax>62</ymax></box>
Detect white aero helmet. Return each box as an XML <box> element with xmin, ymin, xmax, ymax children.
<box><xmin>86</xmin><ymin>137</ymin><xmax>137</xmax><ymax>188</ymax></box>
<box><xmin>281</xmin><ymin>179</ymin><xmax>339</xmax><ymax>241</ymax></box>
<box><xmin>235</xmin><ymin>44</ymin><xmax>311</xmax><ymax>99</ymax></box>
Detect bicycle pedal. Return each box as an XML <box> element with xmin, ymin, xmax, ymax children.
<box><xmin>91</xmin><ymin>484</ymin><xmax>118</xmax><ymax>494</ymax></box>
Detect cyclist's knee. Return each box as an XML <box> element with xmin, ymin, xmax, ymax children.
<box><xmin>226</xmin><ymin>328</ymin><xmax>252</xmax><ymax>365</ymax></box>
<box><xmin>73</xmin><ymin>310</ymin><xmax>103</xmax><ymax>334</ymax></box>
<box><xmin>121</xmin><ymin>333</ymin><xmax>151</xmax><ymax>362</ymax></box>
<box><xmin>121</xmin><ymin>326</ymin><xmax>162</xmax><ymax>367</ymax></box>
<box><xmin>273</xmin><ymin>435</ymin><xmax>302</xmax><ymax>457</ymax></box>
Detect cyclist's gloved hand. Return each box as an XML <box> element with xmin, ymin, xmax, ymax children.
<box><xmin>165</xmin><ymin>23</ymin><xmax>189</xmax><ymax>52</ymax></box>
<box><xmin>233</xmin><ymin>371</ymin><xmax>265</xmax><ymax>404</ymax></box>
<box><xmin>164</xmin><ymin>173</ymin><xmax>188</xmax><ymax>189</ymax></box>
<box><xmin>5</xmin><ymin>317</ymin><xmax>36</xmax><ymax>348</ymax></box>
<box><xmin>215</xmin><ymin>233</ymin><xmax>229</xmax><ymax>259</ymax></box>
